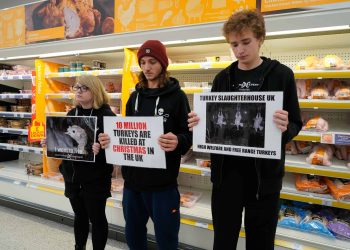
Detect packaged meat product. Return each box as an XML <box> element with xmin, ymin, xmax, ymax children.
<box><xmin>196</xmin><ymin>158</ymin><xmax>211</xmax><ymax>168</ymax></box>
<box><xmin>278</xmin><ymin>205</ymin><xmax>306</xmax><ymax>230</ymax></box>
<box><xmin>309</xmin><ymin>82</ymin><xmax>329</xmax><ymax>99</ymax></box>
<box><xmin>306</xmin><ymin>144</ymin><xmax>334</xmax><ymax>166</ymax></box>
<box><xmin>300</xmin><ymin>211</ymin><xmax>335</xmax><ymax>237</ymax></box>
<box><xmin>285</xmin><ymin>141</ymin><xmax>298</xmax><ymax>155</ymax></box>
<box><xmin>25</xmin><ymin>162</ymin><xmax>43</xmax><ymax>176</ymax></box>
<box><xmin>295</xmin><ymin>141</ymin><xmax>312</xmax><ymax>154</ymax></box>
<box><xmin>324</xmin><ymin>178</ymin><xmax>350</xmax><ymax>201</ymax></box>
<box><xmin>321</xmin><ymin>55</ymin><xmax>344</xmax><ymax>70</ymax></box>
<box><xmin>295</xmin><ymin>56</ymin><xmax>320</xmax><ymax>70</ymax></box>
<box><xmin>296</xmin><ymin>79</ymin><xmax>312</xmax><ymax>99</ymax></box>
<box><xmin>180</xmin><ymin>191</ymin><xmax>202</xmax><ymax>208</ymax></box>
<box><xmin>302</xmin><ymin>116</ymin><xmax>329</xmax><ymax>132</ymax></box>
<box><xmin>295</xmin><ymin>174</ymin><xmax>329</xmax><ymax>194</ymax></box>
<box><xmin>328</xmin><ymin>211</ymin><xmax>350</xmax><ymax>240</ymax></box>
<box><xmin>111</xmin><ymin>178</ymin><xmax>124</xmax><ymax>192</ymax></box>
<box><xmin>333</xmin><ymin>82</ymin><xmax>350</xmax><ymax>100</ymax></box>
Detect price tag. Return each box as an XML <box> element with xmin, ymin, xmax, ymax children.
<box><xmin>322</xmin><ymin>200</ymin><xmax>332</xmax><ymax>206</ymax></box>
<box><xmin>202</xmin><ymin>170</ymin><xmax>211</xmax><ymax>176</ymax></box>
<box><xmin>195</xmin><ymin>222</ymin><xmax>209</xmax><ymax>229</ymax></box>
<box><xmin>200</xmin><ymin>62</ymin><xmax>212</xmax><ymax>69</ymax></box>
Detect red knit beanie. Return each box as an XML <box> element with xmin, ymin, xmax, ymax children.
<box><xmin>137</xmin><ymin>40</ymin><xmax>169</xmax><ymax>69</ymax></box>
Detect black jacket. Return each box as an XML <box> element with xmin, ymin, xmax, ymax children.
<box><xmin>210</xmin><ymin>57</ymin><xmax>302</xmax><ymax>196</ymax></box>
<box><xmin>59</xmin><ymin>104</ymin><xmax>115</xmax><ymax>184</ymax></box>
<box><xmin>122</xmin><ymin>77</ymin><xmax>192</xmax><ymax>191</ymax></box>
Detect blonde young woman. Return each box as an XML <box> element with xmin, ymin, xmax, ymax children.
<box><xmin>42</xmin><ymin>75</ymin><xmax>115</xmax><ymax>250</ymax></box>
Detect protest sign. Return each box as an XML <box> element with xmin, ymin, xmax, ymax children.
<box><xmin>104</xmin><ymin>116</ymin><xmax>166</xmax><ymax>168</ymax></box>
<box><xmin>193</xmin><ymin>92</ymin><xmax>283</xmax><ymax>159</ymax></box>
<box><xmin>46</xmin><ymin>116</ymin><xmax>97</xmax><ymax>162</ymax></box>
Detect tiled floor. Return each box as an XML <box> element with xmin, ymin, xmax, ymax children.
<box><xmin>0</xmin><ymin>205</ymin><xmax>128</xmax><ymax>250</ymax></box>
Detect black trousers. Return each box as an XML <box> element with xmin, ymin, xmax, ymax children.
<box><xmin>211</xmin><ymin>167</ymin><xmax>280</xmax><ymax>250</ymax></box>
<box><xmin>66</xmin><ymin>180</ymin><xmax>110</xmax><ymax>250</ymax></box>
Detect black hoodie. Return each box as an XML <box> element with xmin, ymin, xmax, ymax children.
<box><xmin>210</xmin><ymin>57</ymin><xmax>302</xmax><ymax>197</ymax></box>
<box><xmin>59</xmin><ymin>104</ymin><xmax>115</xmax><ymax>184</ymax></box>
<box><xmin>122</xmin><ymin>77</ymin><xmax>192</xmax><ymax>191</ymax></box>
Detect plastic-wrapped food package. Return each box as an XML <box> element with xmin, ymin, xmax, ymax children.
<box><xmin>328</xmin><ymin>211</ymin><xmax>350</xmax><ymax>240</ymax></box>
<box><xmin>324</xmin><ymin>178</ymin><xmax>350</xmax><ymax>201</ymax></box>
<box><xmin>111</xmin><ymin>178</ymin><xmax>124</xmax><ymax>192</ymax></box>
<box><xmin>300</xmin><ymin>211</ymin><xmax>335</xmax><ymax>237</ymax></box>
<box><xmin>302</xmin><ymin>116</ymin><xmax>329</xmax><ymax>132</ymax></box>
<box><xmin>295</xmin><ymin>174</ymin><xmax>329</xmax><ymax>194</ymax></box>
<box><xmin>278</xmin><ymin>205</ymin><xmax>307</xmax><ymax>230</ymax></box>
<box><xmin>306</xmin><ymin>144</ymin><xmax>334</xmax><ymax>166</ymax></box>
<box><xmin>285</xmin><ymin>141</ymin><xmax>298</xmax><ymax>155</ymax></box>
<box><xmin>295</xmin><ymin>141</ymin><xmax>312</xmax><ymax>154</ymax></box>
<box><xmin>295</xmin><ymin>56</ymin><xmax>321</xmax><ymax>70</ymax></box>
<box><xmin>309</xmin><ymin>82</ymin><xmax>329</xmax><ymax>99</ymax></box>
<box><xmin>180</xmin><ymin>191</ymin><xmax>202</xmax><ymax>208</ymax></box>
<box><xmin>296</xmin><ymin>79</ymin><xmax>312</xmax><ymax>99</ymax></box>
<box><xmin>321</xmin><ymin>55</ymin><xmax>344</xmax><ymax>70</ymax></box>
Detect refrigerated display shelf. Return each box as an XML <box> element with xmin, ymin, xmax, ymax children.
<box><xmin>282</xmin><ymin>173</ymin><xmax>350</xmax><ymax>209</ymax></box>
<box><xmin>45</xmin><ymin>112</ymin><xmax>66</xmax><ymax>116</ymax></box>
<box><xmin>298</xmin><ymin>99</ymin><xmax>350</xmax><ymax>109</ymax></box>
<box><xmin>45</xmin><ymin>69</ymin><xmax>123</xmax><ymax>78</ymax></box>
<box><xmin>285</xmin><ymin>154</ymin><xmax>350</xmax><ymax>179</ymax></box>
<box><xmin>295</xmin><ymin>124</ymin><xmax>350</xmax><ymax>144</ymax></box>
<box><xmin>294</xmin><ymin>70</ymin><xmax>350</xmax><ymax>79</ymax></box>
<box><xmin>45</xmin><ymin>92</ymin><xmax>122</xmax><ymax>100</ymax></box>
<box><xmin>0</xmin><ymin>127</ymin><xmax>28</xmax><ymax>135</ymax></box>
<box><xmin>0</xmin><ymin>112</ymin><xmax>32</xmax><ymax>118</ymax></box>
<box><xmin>0</xmin><ymin>94</ymin><xmax>32</xmax><ymax>99</ymax></box>
<box><xmin>0</xmin><ymin>143</ymin><xmax>42</xmax><ymax>154</ymax></box>
<box><xmin>0</xmin><ymin>75</ymin><xmax>32</xmax><ymax>81</ymax></box>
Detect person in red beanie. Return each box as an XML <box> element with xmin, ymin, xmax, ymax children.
<box><xmin>98</xmin><ymin>40</ymin><xmax>192</xmax><ymax>250</ymax></box>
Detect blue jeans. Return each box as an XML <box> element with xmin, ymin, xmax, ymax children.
<box><xmin>122</xmin><ymin>186</ymin><xmax>180</xmax><ymax>250</ymax></box>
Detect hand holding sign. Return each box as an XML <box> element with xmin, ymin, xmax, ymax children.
<box><xmin>159</xmin><ymin>132</ymin><xmax>178</xmax><ymax>152</ymax></box>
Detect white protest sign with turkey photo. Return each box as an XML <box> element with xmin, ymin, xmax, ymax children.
<box><xmin>104</xmin><ymin>116</ymin><xmax>166</xmax><ymax>169</ymax></box>
<box><xmin>193</xmin><ymin>92</ymin><xmax>283</xmax><ymax>159</ymax></box>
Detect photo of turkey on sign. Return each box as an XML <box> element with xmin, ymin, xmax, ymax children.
<box><xmin>104</xmin><ymin>116</ymin><xmax>166</xmax><ymax>169</ymax></box>
<box><xmin>193</xmin><ymin>92</ymin><xmax>283</xmax><ymax>159</ymax></box>
<box><xmin>46</xmin><ymin>116</ymin><xmax>97</xmax><ymax>162</ymax></box>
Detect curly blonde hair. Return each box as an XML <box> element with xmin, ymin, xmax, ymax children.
<box><xmin>73</xmin><ymin>75</ymin><xmax>109</xmax><ymax>109</ymax></box>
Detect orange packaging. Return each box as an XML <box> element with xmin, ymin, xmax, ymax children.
<box><xmin>311</xmin><ymin>148</ymin><xmax>325</xmax><ymax>165</ymax></box>
<box><xmin>324</xmin><ymin>178</ymin><xmax>350</xmax><ymax>201</ymax></box>
<box><xmin>295</xmin><ymin>174</ymin><xmax>328</xmax><ymax>194</ymax></box>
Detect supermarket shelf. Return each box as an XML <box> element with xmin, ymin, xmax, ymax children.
<box><xmin>182</xmin><ymin>87</ymin><xmax>211</xmax><ymax>94</ymax></box>
<box><xmin>168</xmin><ymin>61</ymin><xmax>232</xmax><ymax>71</ymax></box>
<box><xmin>45</xmin><ymin>112</ymin><xmax>66</xmax><ymax>116</ymax></box>
<box><xmin>295</xmin><ymin>124</ymin><xmax>350</xmax><ymax>144</ymax></box>
<box><xmin>0</xmin><ymin>112</ymin><xmax>32</xmax><ymax>118</ymax></box>
<box><xmin>0</xmin><ymin>94</ymin><xmax>32</xmax><ymax>99</ymax></box>
<box><xmin>299</xmin><ymin>99</ymin><xmax>350</xmax><ymax>109</ymax></box>
<box><xmin>294</xmin><ymin>70</ymin><xmax>350</xmax><ymax>79</ymax></box>
<box><xmin>180</xmin><ymin>160</ymin><xmax>211</xmax><ymax>176</ymax></box>
<box><xmin>130</xmin><ymin>61</ymin><xmax>232</xmax><ymax>73</ymax></box>
<box><xmin>281</xmin><ymin>173</ymin><xmax>350</xmax><ymax>209</ymax></box>
<box><xmin>0</xmin><ymin>127</ymin><xmax>28</xmax><ymax>135</ymax></box>
<box><xmin>45</xmin><ymin>69</ymin><xmax>123</xmax><ymax>78</ymax></box>
<box><xmin>275</xmin><ymin>227</ymin><xmax>350</xmax><ymax>250</ymax></box>
<box><xmin>45</xmin><ymin>92</ymin><xmax>121</xmax><ymax>100</ymax></box>
<box><xmin>0</xmin><ymin>75</ymin><xmax>32</xmax><ymax>81</ymax></box>
<box><xmin>285</xmin><ymin>154</ymin><xmax>350</xmax><ymax>179</ymax></box>
<box><xmin>0</xmin><ymin>143</ymin><xmax>42</xmax><ymax>154</ymax></box>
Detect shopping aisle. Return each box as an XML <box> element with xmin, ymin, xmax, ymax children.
<box><xmin>0</xmin><ymin>205</ymin><xmax>128</xmax><ymax>250</ymax></box>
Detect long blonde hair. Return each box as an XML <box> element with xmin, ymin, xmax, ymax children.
<box><xmin>73</xmin><ymin>75</ymin><xmax>109</xmax><ymax>109</ymax></box>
